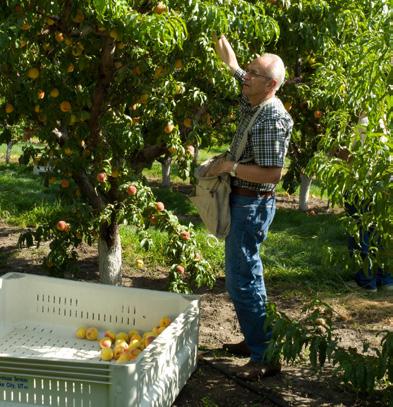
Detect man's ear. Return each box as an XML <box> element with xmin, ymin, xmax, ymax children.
<box><xmin>270</xmin><ymin>79</ymin><xmax>278</xmax><ymax>90</ymax></box>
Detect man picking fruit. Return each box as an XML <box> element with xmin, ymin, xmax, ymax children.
<box><xmin>209</xmin><ymin>35</ymin><xmax>293</xmax><ymax>381</ymax></box>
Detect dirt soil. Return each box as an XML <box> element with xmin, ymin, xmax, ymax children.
<box><xmin>0</xmin><ymin>195</ymin><xmax>391</xmax><ymax>407</ymax></box>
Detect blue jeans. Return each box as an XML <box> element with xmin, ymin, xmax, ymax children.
<box><xmin>225</xmin><ymin>193</ymin><xmax>276</xmax><ymax>362</ymax></box>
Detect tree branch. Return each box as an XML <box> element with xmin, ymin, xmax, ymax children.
<box><xmin>73</xmin><ymin>171</ymin><xmax>106</xmax><ymax>212</ymax></box>
<box><xmin>60</xmin><ymin>0</ymin><xmax>73</xmax><ymax>30</ymax></box>
<box><xmin>131</xmin><ymin>144</ymin><xmax>167</xmax><ymax>173</ymax></box>
<box><xmin>88</xmin><ymin>35</ymin><xmax>116</xmax><ymax>151</ymax></box>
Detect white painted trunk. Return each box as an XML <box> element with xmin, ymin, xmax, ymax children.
<box><xmin>161</xmin><ymin>156</ymin><xmax>172</xmax><ymax>187</ymax></box>
<box><xmin>299</xmin><ymin>173</ymin><xmax>312</xmax><ymax>211</ymax></box>
<box><xmin>98</xmin><ymin>228</ymin><xmax>122</xmax><ymax>285</ymax></box>
<box><xmin>5</xmin><ymin>141</ymin><xmax>13</xmax><ymax>164</ymax></box>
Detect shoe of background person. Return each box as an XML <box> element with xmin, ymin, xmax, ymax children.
<box><xmin>236</xmin><ymin>359</ymin><xmax>282</xmax><ymax>381</ymax></box>
<box><xmin>354</xmin><ymin>271</ymin><xmax>377</xmax><ymax>292</ymax></box>
<box><xmin>222</xmin><ymin>339</ymin><xmax>251</xmax><ymax>357</ymax></box>
<box><xmin>376</xmin><ymin>272</ymin><xmax>393</xmax><ymax>291</ymax></box>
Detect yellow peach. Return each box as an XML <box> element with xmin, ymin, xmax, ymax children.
<box><xmin>99</xmin><ymin>337</ymin><xmax>112</xmax><ymax>349</ymax></box>
<box><xmin>116</xmin><ymin>352</ymin><xmax>131</xmax><ymax>364</ymax></box>
<box><xmin>115</xmin><ymin>332</ymin><xmax>129</xmax><ymax>342</ymax></box>
<box><xmin>129</xmin><ymin>333</ymin><xmax>142</xmax><ymax>343</ymax></box>
<box><xmin>128</xmin><ymin>329</ymin><xmax>140</xmax><ymax>340</ymax></box>
<box><xmin>127</xmin><ymin>348</ymin><xmax>142</xmax><ymax>360</ymax></box>
<box><xmin>128</xmin><ymin>338</ymin><xmax>141</xmax><ymax>350</ymax></box>
<box><xmin>75</xmin><ymin>327</ymin><xmax>86</xmax><ymax>339</ymax></box>
<box><xmin>152</xmin><ymin>326</ymin><xmax>160</xmax><ymax>336</ymax></box>
<box><xmin>143</xmin><ymin>331</ymin><xmax>157</xmax><ymax>347</ymax></box>
<box><xmin>159</xmin><ymin>316</ymin><xmax>171</xmax><ymax>328</ymax></box>
<box><xmin>5</xmin><ymin>103</ymin><xmax>14</xmax><ymax>113</ymax></box>
<box><xmin>100</xmin><ymin>348</ymin><xmax>114</xmax><ymax>361</ymax></box>
<box><xmin>27</xmin><ymin>67</ymin><xmax>39</xmax><ymax>79</ymax></box>
<box><xmin>113</xmin><ymin>343</ymin><xmax>128</xmax><ymax>359</ymax></box>
<box><xmin>50</xmin><ymin>88</ymin><xmax>59</xmax><ymax>98</ymax></box>
<box><xmin>85</xmin><ymin>327</ymin><xmax>99</xmax><ymax>340</ymax></box>
<box><xmin>104</xmin><ymin>330</ymin><xmax>116</xmax><ymax>341</ymax></box>
<box><xmin>156</xmin><ymin>326</ymin><xmax>166</xmax><ymax>335</ymax></box>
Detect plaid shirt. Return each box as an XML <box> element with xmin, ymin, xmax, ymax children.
<box><xmin>229</xmin><ymin>68</ymin><xmax>293</xmax><ymax>192</ymax></box>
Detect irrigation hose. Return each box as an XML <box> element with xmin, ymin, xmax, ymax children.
<box><xmin>198</xmin><ymin>356</ymin><xmax>291</xmax><ymax>407</ymax></box>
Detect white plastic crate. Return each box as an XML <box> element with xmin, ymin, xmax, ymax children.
<box><xmin>0</xmin><ymin>272</ymin><xmax>200</xmax><ymax>407</ymax></box>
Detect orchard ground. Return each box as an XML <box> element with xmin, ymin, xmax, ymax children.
<box><xmin>0</xmin><ymin>198</ymin><xmax>391</xmax><ymax>406</ymax></box>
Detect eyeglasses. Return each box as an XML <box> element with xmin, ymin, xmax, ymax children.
<box><xmin>245</xmin><ymin>69</ymin><xmax>271</xmax><ymax>80</ymax></box>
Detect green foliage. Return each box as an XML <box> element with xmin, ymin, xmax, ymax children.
<box><xmin>266</xmin><ymin>0</ymin><xmax>392</xmax><ymax>271</ymax></box>
<box><xmin>271</xmin><ymin>1</ymin><xmax>391</xmax><ymax>212</ymax></box>
<box><xmin>309</xmin><ymin>119</ymin><xmax>393</xmax><ymax>272</ymax></box>
<box><xmin>266</xmin><ymin>300</ymin><xmax>393</xmax><ymax>395</ymax></box>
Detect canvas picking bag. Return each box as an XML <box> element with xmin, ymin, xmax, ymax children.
<box><xmin>190</xmin><ymin>98</ymin><xmax>274</xmax><ymax>238</ymax></box>
<box><xmin>190</xmin><ymin>153</ymin><xmax>232</xmax><ymax>238</ymax></box>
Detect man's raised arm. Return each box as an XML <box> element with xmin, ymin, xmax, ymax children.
<box><xmin>214</xmin><ymin>34</ymin><xmax>240</xmax><ymax>74</ymax></box>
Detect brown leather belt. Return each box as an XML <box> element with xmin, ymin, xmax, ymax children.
<box><xmin>231</xmin><ymin>186</ymin><xmax>274</xmax><ymax>197</ymax></box>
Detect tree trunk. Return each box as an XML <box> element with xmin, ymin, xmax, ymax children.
<box><xmin>5</xmin><ymin>141</ymin><xmax>13</xmax><ymax>164</ymax></box>
<box><xmin>98</xmin><ymin>223</ymin><xmax>122</xmax><ymax>285</ymax></box>
<box><xmin>161</xmin><ymin>156</ymin><xmax>172</xmax><ymax>188</ymax></box>
<box><xmin>299</xmin><ymin>173</ymin><xmax>312</xmax><ymax>211</ymax></box>
<box><xmin>193</xmin><ymin>145</ymin><xmax>199</xmax><ymax>165</ymax></box>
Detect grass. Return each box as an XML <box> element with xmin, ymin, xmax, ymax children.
<box><xmin>0</xmin><ymin>142</ymin><xmax>25</xmax><ymax>161</ymax></box>
<box><xmin>0</xmin><ymin>147</ymin><xmax>348</xmax><ymax>295</ymax></box>
<box><xmin>0</xmin><ymin>163</ymin><xmax>61</xmax><ymax>227</ymax></box>
<box><xmin>265</xmin><ymin>209</ymin><xmax>350</xmax><ymax>291</ymax></box>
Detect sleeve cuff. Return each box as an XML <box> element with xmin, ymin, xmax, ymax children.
<box><xmin>234</xmin><ymin>68</ymin><xmax>246</xmax><ymax>83</ymax></box>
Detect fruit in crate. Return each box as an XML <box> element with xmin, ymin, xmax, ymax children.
<box><xmin>75</xmin><ymin>327</ymin><xmax>86</xmax><ymax>339</ymax></box>
<box><xmin>115</xmin><ymin>337</ymin><xmax>127</xmax><ymax>345</ymax></box>
<box><xmin>116</xmin><ymin>331</ymin><xmax>129</xmax><ymax>342</ymax></box>
<box><xmin>129</xmin><ymin>332</ymin><xmax>142</xmax><ymax>343</ymax></box>
<box><xmin>128</xmin><ymin>338</ymin><xmax>142</xmax><ymax>350</ymax></box>
<box><xmin>104</xmin><ymin>330</ymin><xmax>116</xmax><ymax>341</ymax></box>
<box><xmin>99</xmin><ymin>337</ymin><xmax>113</xmax><ymax>349</ymax></box>
<box><xmin>128</xmin><ymin>329</ymin><xmax>140</xmax><ymax>340</ymax></box>
<box><xmin>159</xmin><ymin>316</ymin><xmax>172</xmax><ymax>328</ymax></box>
<box><xmin>127</xmin><ymin>347</ymin><xmax>142</xmax><ymax>360</ymax></box>
<box><xmin>85</xmin><ymin>327</ymin><xmax>99</xmax><ymax>340</ymax></box>
<box><xmin>116</xmin><ymin>352</ymin><xmax>131</xmax><ymax>364</ymax></box>
<box><xmin>100</xmin><ymin>348</ymin><xmax>114</xmax><ymax>361</ymax></box>
<box><xmin>143</xmin><ymin>331</ymin><xmax>157</xmax><ymax>347</ymax></box>
<box><xmin>114</xmin><ymin>342</ymin><xmax>129</xmax><ymax>359</ymax></box>
<box><xmin>157</xmin><ymin>326</ymin><xmax>166</xmax><ymax>335</ymax></box>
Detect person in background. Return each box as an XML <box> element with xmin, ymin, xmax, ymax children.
<box><xmin>208</xmin><ymin>34</ymin><xmax>293</xmax><ymax>380</ymax></box>
<box><xmin>336</xmin><ymin>115</ymin><xmax>393</xmax><ymax>292</ymax></box>
<box><xmin>345</xmin><ymin>199</ymin><xmax>393</xmax><ymax>292</ymax></box>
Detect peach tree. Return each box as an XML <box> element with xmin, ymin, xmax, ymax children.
<box><xmin>0</xmin><ymin>0</ymin><xmax>278</xmax><ymax>291</ymax></box>
<box><xmin>264</xmin><ymin>0</ymin><xmax>391</xmax><ymax>213</ymax></box>
<box><xmin>306</xmin><ymin>0</ymin><xmax>392</xmax><ymax>273</ymax></box>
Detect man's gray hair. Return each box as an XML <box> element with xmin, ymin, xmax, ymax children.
<box><xmin>263</xmin><ymin>53</ymin><xmax>286</xmax><ymax>90</ymax></box>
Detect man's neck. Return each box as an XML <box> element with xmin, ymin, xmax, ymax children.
<box><xmin>248</xmin><ymin>92</ymin><xmax>275</xmax><ymax>107</ymax></box>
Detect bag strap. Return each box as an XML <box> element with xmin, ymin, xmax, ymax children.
<box><xmin>234</xmin><ymin>97</ymin><xmax>276</xmax><ymax>162</ymax></box>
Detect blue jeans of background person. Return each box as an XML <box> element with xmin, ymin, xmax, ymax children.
<box><xmin>345</xmin><ymin>200</ymin><xmax>393</xmax><ymax>290</ymax></box>
<box><xmin>225</xmin><ymin>193</ymin><xmax>276</xmax><ymax>363</ymax></box>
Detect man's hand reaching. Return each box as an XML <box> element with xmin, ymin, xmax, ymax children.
<box><xmin>214</xmin><ymin>34</ymin><xmax>240</xmax><ymax>74</ymax></box>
